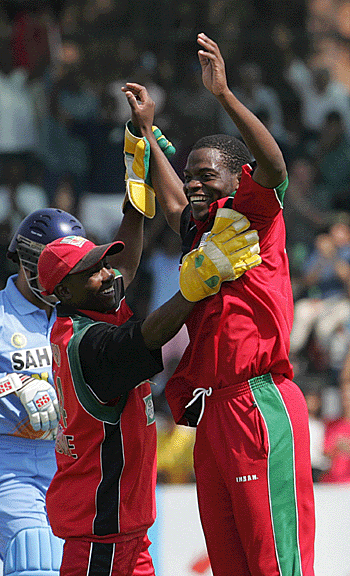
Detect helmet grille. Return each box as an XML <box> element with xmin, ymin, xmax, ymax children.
<box><xmin>16</xmin><ymin>235</ymin><xmax>45</xmax><ymax>274</ymax></box>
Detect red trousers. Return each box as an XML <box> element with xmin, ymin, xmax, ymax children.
<box><xmin>194</xmin><ymin>373</ymin><xmax>315</xmax><ymax>576</ymax></box>
<box><xmin>60</xmin><ymin>533</ymin><xmax>155</xmax><ymax>576</ymax></box>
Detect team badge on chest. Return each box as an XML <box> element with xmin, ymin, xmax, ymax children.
<box><xmin>11</xmin><ymin>333</ymin><xmax>27</xmax><ymax>348</ymax></box>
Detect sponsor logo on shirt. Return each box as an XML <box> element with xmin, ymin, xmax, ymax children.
<box><xmin>236</xmin><ymin>475</ymin><xmax>259</xmax><ymax>482</ymax></box>
<box><xmin>143</xmin><ymin>393</ymin><xmax>155</xmax><ymax>425</ymax></box>
<box><xmin>11</xmin><ymin>333</ymin><xmax>27</xmax><ymax>348</ymax></box>
<box><xmin>11</xmin><ymin>346</ymin><xmax>52</xmax><ymax>371</ymax></box>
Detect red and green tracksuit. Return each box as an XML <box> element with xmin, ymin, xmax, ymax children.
<box><xmin>166</xmin><ymin>165</ymin><xmax>315</xmax><ymax>576</ymax></box>
<box><xmin>47</xmin><ymin>277</ymin><xmax>163</xmax><ymax>576</ymax></box>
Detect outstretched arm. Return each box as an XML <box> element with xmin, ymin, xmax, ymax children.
<box><xmin>108</xmin><ymin>203</ymin><xmax>144</xmax><ymax>289</ymax></box>
<box><xmin>141</xmin><ymin>291</ymin><xmax>194</xmax><ymax>349</ymax></box>
<box><xmin>197</xmin><ymin>33</ymin><xmax>287</xmax><ymax>188</ymax></box>
<box><xmin>121</xmin><ymin>83</ymin><xmax>187</xmax><ymax>235</ymax></box>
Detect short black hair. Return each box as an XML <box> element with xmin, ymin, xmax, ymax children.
<box><xmin>191</xmin><ymin>134</ymin><xmax>252</xmax><ymax>175</ymax></box>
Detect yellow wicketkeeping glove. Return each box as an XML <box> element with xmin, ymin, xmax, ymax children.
<box><xmin>123</xmin><ymin>122</ymin><xmax>176</xmax><ymax>219</ymax></box>
<box><xmin>179</xmin><ymin>204</ymin><xmax>262</xmax><ymax>302</ymax></box>
<box><xmin>124</xmin><ymin>120</ymin><xmax>154</xmax><ymax>218</ymax></box>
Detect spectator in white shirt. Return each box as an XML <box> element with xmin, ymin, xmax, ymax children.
<box><xmin>0</xmin><ymin>41</ymin><xmax>40</xmax><ymax>160</ymax></box>
<box><xmin>285</xmin><ymin>59</ymin><xmax>350</xmax><ymax>140</ymax></box>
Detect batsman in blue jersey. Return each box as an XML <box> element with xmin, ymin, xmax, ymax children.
<box><xmin>0</xmin><ymin>209</ymin><xmax>86</xmax><ymax>576</ymax></box>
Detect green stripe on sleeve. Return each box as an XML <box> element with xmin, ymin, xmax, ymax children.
<box><xmin>275</xmin><ymin>175</ymin><xmax>289</xmax><ymax>208</ymax></box>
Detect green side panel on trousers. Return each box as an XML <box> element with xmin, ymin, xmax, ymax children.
<box><xmin>250</xmin><ymin>374</ymin><xmax>302</xmax><ymax>576</ymax></box>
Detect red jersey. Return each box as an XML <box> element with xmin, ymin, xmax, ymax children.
<box><xmin>47</xmin><ymin>279</ymin><xmax>163</xmax><ymax>541</ymax></box>
<box><xmin>166</xmin><ymin>165</ymin><xmax>294</xmax><ymax>424</ymax></box>
<box><xmin>321</xmin><ymin>417</ymin><xmax>350</xmax><ymax>483</ymax></box>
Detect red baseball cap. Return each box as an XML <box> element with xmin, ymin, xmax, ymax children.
<box><xmin>38</xmin><ymin>235</ymin><xmax>124</xmax><ymax>295</ymax></box>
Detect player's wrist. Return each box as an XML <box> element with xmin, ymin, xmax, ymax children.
<box><xmin>0</xmin><ymin>373</ymin><xmax>31</xmax><ymax>397</ymax></box>
<box><xmin>214</xmin><ymin>84</ymin><xmax>231</xmax><ymax>100</ymax></box>
<box><xmin>141</xmin><ymin>126</ymin><xmax>156</xmax><ymax>141</ymax></box>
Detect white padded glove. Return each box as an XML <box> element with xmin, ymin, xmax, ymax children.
<box><xmin>0</xmin><ymin>373</ymin><xmax>59</xmax><ymax>432</ymax></box>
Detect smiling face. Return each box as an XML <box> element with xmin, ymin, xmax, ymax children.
<box><xmin>183</xmin><ymin>148</ymin><xmax>240</xmax><ymax>221</ymax></box>
<box><xmin>56</xmin><ymin>258</ymin><xmax>117</xmax><ymax>312</ymax></box>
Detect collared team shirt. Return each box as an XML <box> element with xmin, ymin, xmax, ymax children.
<box><xmin>166</xmin><ymin>164</ymin><xmax>294</xmax><ymax>424</ymax></box>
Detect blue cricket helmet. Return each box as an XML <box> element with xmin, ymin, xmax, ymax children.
<box><xmin>7</xmin><ymin>208</ymin><xmax>86</xmax><ymax>273</ymax></box>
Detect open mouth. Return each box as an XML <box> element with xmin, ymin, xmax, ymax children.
<box><xmin>189</xmin><ymin>195</ymin><xmax>210</xmax><ymax>204</ymax></box>
<box><xmin>100</xmin><ymin>285</ymin><xmax>115</xmax><ymax>296</ymax></box>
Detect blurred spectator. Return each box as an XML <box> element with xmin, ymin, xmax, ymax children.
<box><xmin>284</xmin><ymin>59</ymin><xmax>350</xmax><ymax>145</ymax></box>
<box><xmin>320</xmin><ymin>379</ymin><xmax>350</xmax><ymax>483</ymax></box>
<box><xmin>10</xmin><ymin>4</ymin><xmax>60</xmax><ymax>73</ymax></box>
<box><xmin>328</xmin><ymin>323</ymin><xmax>350</xmax><ymax>388</ymax></box>
<box><xmin>0</xmin><ymin>155</ymin><xmax>49</xmax><ymax>234</ymax></box>
<box><xmin>324</xmin><ymin>220</ymin><xmax>350</xmax><ymax>385</ymax></box>
<box><xmin>59</xmin><ymin>2</ymin><xmax>81</xmax><ymax>38</ymax></box>
<box><xmin>77</xmin><ymin>192</ymin><xmax>124</xmax><ymax>243</ymax></box>
<box><xmin>262</xmin><ymin>23</ymin><xmax>304</xmax><ymax>94</ymax></box>
<box><xmin>330</xmin><ymin>218</ymin><xmax>350</xmax><ymax>254</ymax></box>
<box><xmin>169</xmin><ymin>60</ymin><xmax>219</xmax><ymax>137</ymax></box>
<box><xmin>108</xmin><ymin>51</ymin><xmax>166</xmax><ymax>126</ymax></box>
<box><xmin>70</xmin><ymin>88</ymin><xmax>125</xmax><ymax>195</ymax></box>
<box><xmin>283</xmin><ymin>156</ymin><xmax>332</xmax><ymax>282</ymax></box>
<box><xmin>42</xmin><ymin>41</ymin><xmax>97</xmax><ymax>198</ymax></box>
<box><xmin>0</xmin><ymin>5</ymin><xmax>11</xmax><ymax>40</ymax></box>
<box><xmin>0</xmin><ymin>39</ymin><xmax>41</xmax><ymax>169</ymax></box>
<box><xmin>303</xmin><ymin>380</ymin><xmax>330</xmax><ymax>482</ymax></box>
<box><xmin>57</xmin><ymin>41</ymin><xmax>99</xmax><ymax>122</ymax></box>
<box><xmin>314</xmin><ymin>111</ymin><xmax>350</xmax><ymax>212</ymax></box>
<box><xmin>0</xmin><ymin>220</ymin><xmax>16</xmax><ymax>290</ymax></box>
<box><xmin>339</xmin><ymin>338</ymin><xmax>350</xmax><ymax>389</ymax></box>
<box><xmin>156</xmin><ymin>411</ymin><xmax>195</xmax><ymax>484</ymax></box>
<box><xmin>79</xmin><ymin>0</ymin><xmax>133</xmax><ymax>40</ymax></box>
<box><xmin>167</xmin><ymin>60</ymin><xmax>220</xmax><ymax>174</ymax></box>
<box><xmin>290</xmin><ymin>231</ymin><xmax>350</xmax><ymax>371</ymax></box>
<box><xmin>50</xmin><ymin>172</ymin><xmax>78</xmax><ymax>215</ymax></box>
<box><xmin>218</xmin><ymin>61</ymin><xmax>287</xmax><ymax>142</ymax></box>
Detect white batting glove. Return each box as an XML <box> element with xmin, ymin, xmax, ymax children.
<box><xmin>0</xmin><ymin>373</ymin><xmax>60</xmax><ymax>432</ymax></box>
<box><xmin>17</xmin><ymin>375</ymin><xmax>59</xmax><ymax>432</ymax></box>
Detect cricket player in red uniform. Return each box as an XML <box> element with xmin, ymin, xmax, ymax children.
<box><xmin>122</xmin><ymin>33</ymin><xmax>315</xmax><ymax>576</ymax></box>
<box><xmin>37</xmin><ymin>193</ymin><xmax>261</xmax><ymax>575</ymax></box>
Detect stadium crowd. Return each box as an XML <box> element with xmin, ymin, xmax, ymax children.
<box><xmin>1</xmin><ymin>0</ymin><xmax>350</xmax><ymax>484</ymax></box>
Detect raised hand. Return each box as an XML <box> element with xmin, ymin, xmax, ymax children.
<box><xmin>121</xmin><ymin>82</ymin><xmax>155</xmax><ymax>135</ymax></box>
<box><xmin>197</xmin><ymin>33</ymin><xmax>229</xmax><ymax>96</ymax></box>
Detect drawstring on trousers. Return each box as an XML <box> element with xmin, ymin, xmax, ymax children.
<box><xmin>185</xmin><ymin>387</ymin><xmax>213</xmax><ymax>425</ymax></box>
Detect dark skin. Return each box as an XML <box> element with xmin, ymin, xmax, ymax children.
<box><xmin>107</xmin><ymin>202</ymin><xmax>144</xmax><ymax>289</ymax></box>
<box><xmin>121</xmin><ymin>33</ymin><xmax>287</xmax><ymax>234</ymax></box>
<box><xmin>14</xmin><ymin>204</ymin><xmax>144</xmax><ymax>320</ymax></box>
<box><xmin>183</xmin><ymin>147</ymin><xmax>239</xmax><ymax>222</ymax></box>
<box><xmin>55</xmin><ymin>258</ymin><xmax>118</xmax><ymax>313</ymax></box>
<box><xmin>55</xmin><ymin>258</ymin><xmax>195</xmax><ymax>351</ymax></box>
